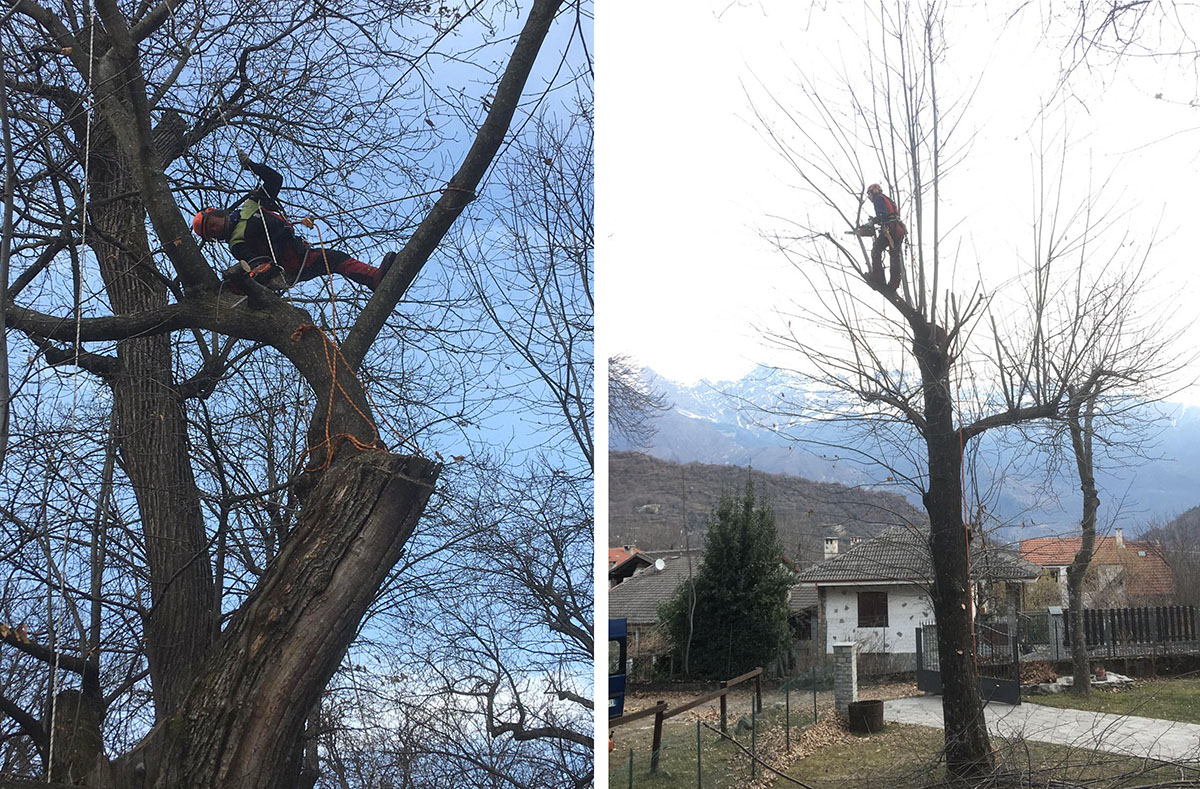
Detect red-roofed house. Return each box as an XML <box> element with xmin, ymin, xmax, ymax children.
<box><xmin>1019</xmin><ymin>529</ymin><xmax>1175</xmax><ymax>607</ymax></box>
<box><xmin>609</xmin><ymin>545</ymin><xmax>652</xmax><ymax>588</ymax></box>
<box><xmin>609</xmin><ymin>545</ymin><xmax>641</xmax><ymax>568</ymax></box>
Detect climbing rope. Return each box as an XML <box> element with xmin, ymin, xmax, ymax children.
<box><xmin>311</xmin><ymin>221</ymin><xmax>342</xmax><ymax>338</ymax></box>
<box><xmin>289</xmin><ymin>322</ymin><xmax>388</xmax><ymax>472</ymax></box>
<box><xmin>216</xmin><ymin>160</ymin><xmax>433</xmax><ymax>469</ymax></box>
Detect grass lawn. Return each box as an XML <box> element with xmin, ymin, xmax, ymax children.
<box><xmin>608</xmin><ymin>701</ymin><xmax>816</xmax><ymax>789</ymax></box>
<box><xmin>783</xmin><ymin>722</ymin><xmax>1199</xmax><ymax>788</ymax></box>
<box><xmin>611</xmin><ymin>709</ymin><xmax>1200</xmax><ymax>788</ymax></box>
<box><xmin>1027</xmin><ymin>676</ymin><xmax>1200</xmax><ymax>723</ymax></box>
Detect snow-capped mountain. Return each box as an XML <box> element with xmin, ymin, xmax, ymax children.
<box><xmin>614</xmin><ymin>366</ymin><xmax>1200</xmax><ymax>538</ymax></box>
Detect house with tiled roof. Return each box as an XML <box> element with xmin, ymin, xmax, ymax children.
<box><xmin>608</xmin><ymin>545</ymin><xmax>641</xmax><ymax>568</ymax></box>
<box><xmin>607</xmin><ymin>549</ymin><xmax>703</xmax><ymax>676</ymax></box>
<box><xmin>608</xmin><ymin>548</ymin><xmax>822</xmax><ymax>678</ymax></box>
<box><xmin>795</xmin><ymin>525</ymin><xmax>1038</xmax><ymax>672</ymax></box>
<box><xmin>1019</xmin><ymin>529</ymin><xmax>1174</xmax><ymax>607</ymax></box>
<box><xmin>608</xmin><ymin>545</ymin><xmax>651</xmax><ymax>587</ymax></box>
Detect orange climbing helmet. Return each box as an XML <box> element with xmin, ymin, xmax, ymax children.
<box><xmin>866</xmin><ymin>183</ymin><xmax>883</xmax><ymax>197</ymax></box>
<box><xmin>192</xmin><ymin>207</ymin><xmax>228</xmax><ymax>240</ymax></box>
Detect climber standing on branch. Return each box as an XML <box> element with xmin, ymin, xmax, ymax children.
<box><xmin>192</xmin><ymin>150</ymin><xmax>394</xmax><ymax>292</ymax></box>
<box><xmin>865</xmin><ymin>182</ymin><xmax>906</xmax><ymax>291</ymax></box>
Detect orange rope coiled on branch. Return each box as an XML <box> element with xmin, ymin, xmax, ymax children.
<box><xmin>291</xmin><ymin>322</ymin><xmax>388</xmax><ymax>472</ymax></box>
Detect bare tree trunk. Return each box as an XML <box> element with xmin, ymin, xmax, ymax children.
<box><xmin>912</xmin><ymin>321</ymin><xmax>993</xmax><ymax>777</ymax></box>
<box><xmin>86</xmin><ymin>133</ymin><xmax>214</xmax><ymax>719</ymax></box>
<box><xmin>147</xmin><ymin>453</ymin><xmax>438</xmax><ymax>788</ymax></box>
<box><xmin>1066</xmin><ymin>390</ymin><xmax>1099</xmax><ymax>695</ymax></box>
<box><xmin>48</xmin><ymin>688</ymin><xmax>104</xmax><ymax>784</ymax></box>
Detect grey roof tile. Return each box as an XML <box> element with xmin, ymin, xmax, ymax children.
<box><xmin>608</xmin><ymin>551</ymin><xmax>702</xmax><ymax>625</ymax></box>
<box><xmin>794</xmin><ymin>525</ymin><xmax>1038</xmax><ymax>584</ymax></box>
<box><xmin>788</xmin><ymin>585</ymin><xmax>818</xmax><ymax>612</ymax></box>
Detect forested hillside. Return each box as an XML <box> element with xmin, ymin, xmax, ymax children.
<box><xmin>609</xmin><ymin>452</ymin><xmax>927</xmax><ymax>563</ymax></box>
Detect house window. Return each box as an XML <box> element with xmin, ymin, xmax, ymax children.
<box><xmin>858</xmin><ymin>591</ymin><xmax>888</xmax><ymax>628</ymax></box>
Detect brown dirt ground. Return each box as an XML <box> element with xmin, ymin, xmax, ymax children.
<box><xmin>622</xmin><ymin>680</ymin><xmax>920</xmax><ymax>719</ymax></box>
<box><xmin>615</xmin><ymin>681</ymin><xmax>924</xmax><ymax>787</ymax></box>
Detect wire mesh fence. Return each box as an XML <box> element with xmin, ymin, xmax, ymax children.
<box><xmin>607</xmin><ymin>668</ymin><xmax>831</xmax><ymax>788</ymax></box>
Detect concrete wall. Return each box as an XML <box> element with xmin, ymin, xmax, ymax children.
<box><xmin>823</xmin><ymin>584</ymin><xmax>933</xmax><ymax>655</ymax></box>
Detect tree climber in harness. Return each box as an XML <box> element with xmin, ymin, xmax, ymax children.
<box><xmin>864</xmin><ymin>183</ymin><xmax>906</xmax><ymax>291</ymax></box>
<box><xmin>191</xmin><ymin>151</ymin><xmax>395</xmax><ymax>293</ymax></box>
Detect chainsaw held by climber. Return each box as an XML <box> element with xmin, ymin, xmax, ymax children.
<box><xmin>860</xmin><ymin>183</ymin><xmax>906</xmax><ymax>291</ymax></box>
<box><xmin>191</xmin><ymin>152</ymin><xmax>395</xmax><ymax>294</ymax></box>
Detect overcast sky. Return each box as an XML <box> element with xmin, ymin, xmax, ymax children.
<box><xmin>597</xmin><ymin>1</ymin><xmax>1199</xmax><ymax>396</ymax></box>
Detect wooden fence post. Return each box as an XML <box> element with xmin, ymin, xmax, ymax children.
<box><xmin>650</xmin><ymin>701</ymin><xmax>665</xmax><ymax>774</ymax></box>
<box><xmin>719</xmin><ymin>680</ymin><xmax>728</xmax><ymax>734</ymax></box>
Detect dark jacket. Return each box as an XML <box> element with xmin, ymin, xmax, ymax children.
<box><xmin>227</xmin><ymin>162</ymin><xmax>306</xmax><ymax>267</ymax></box>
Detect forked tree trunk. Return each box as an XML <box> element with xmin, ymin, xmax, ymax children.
<box><xmin>138</xmin><ymin>451</ymin><xmax>439</xmax><ymax>788</ymax></box>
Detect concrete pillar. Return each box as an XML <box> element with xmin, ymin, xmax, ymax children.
<box><xmin>1048</xmin><ymin>606</ymin><xmax>1064</xmax><ymax>662</ymax></box>
<box><xmin>832</xmin><ymin>642</ymin><xmax>857</xmax><ymax>717</ymax></box>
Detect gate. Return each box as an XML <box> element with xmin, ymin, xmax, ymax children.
<box><xmin>916</xmin><ymin>621</ymin><xmax>1021</xmax><ymax>705</ymax></box>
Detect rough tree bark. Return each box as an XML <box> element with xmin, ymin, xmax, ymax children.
<box><xmin>147</xmin><ymin>453</ymin><xmax>439</xmax><ymax>788</ymax></box>
<box><xmin>908</xmin><ymin>313</ymin><xmax>992</xmax><ymax>775</ymax></box>
<box><xmin>86</xmin><ymin>127</ymin><xmax>215</xmax><ymax>720</ymax></box>
<box><xmin>1066</xmin><ymin>388</ymin><xmax>1099</xmax><ymax>696</ymax></box>
<box><xmin>849</xmin><ymin>276</ymin><xmax>1059</xmax><ymax>777</ymax></box>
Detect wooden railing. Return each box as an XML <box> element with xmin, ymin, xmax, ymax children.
<box><xmin>608</xmin><ymin>666</ymin><xmax>763</xmax><ymax>773</ymax></box>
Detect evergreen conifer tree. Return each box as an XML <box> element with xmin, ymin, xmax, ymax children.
<box><xmin>660</xmin><ymin>478</ymin><xmax>793</xmax><ymax>677</ymax></box>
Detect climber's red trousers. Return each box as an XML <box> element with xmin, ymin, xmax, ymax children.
<box><xmin>279</xmin><ymin>247</ymin><xmax>379</xmax><ymax>288</ymax></box>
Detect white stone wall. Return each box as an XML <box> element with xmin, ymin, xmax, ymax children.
<box><xmin>823</xmin><ymin>584</ymin><xmax>933</xmax><ymax>654</ymax></box>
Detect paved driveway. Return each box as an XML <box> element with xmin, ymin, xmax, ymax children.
<box><xmin>885</xmin><ymin>695</ymin><xmax>1200</xmax><ymax>762</ymax></box>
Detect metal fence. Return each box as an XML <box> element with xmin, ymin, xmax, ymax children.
<box><xmin>1019</xmin><ymin>606</ymin><xmax>1200</xmax><ymax>660</ymax></box>
<box><xmin>607</xmin><ymin>667</ymin><xmax>832</xmax><ymax>788</ymax></box>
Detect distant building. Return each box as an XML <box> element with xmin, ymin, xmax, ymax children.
<box><xmin>608</xmin><ymin>549</ymin><xmax>703</xmax><ymax>677</ymax></box>
<box><xmin>797</xmin><ymin>526</ymin><xmax>1038</xmax><ymax>673</ymax></box>
<box><xmin>1019</xmin><ymin>529</ymin><xmax>1175</xmax><ymax>607</ymax></box>
<box><xmin>608</xmin><ymin>545</ymin><xmax>649</xmax><ymax>587</ymax></box>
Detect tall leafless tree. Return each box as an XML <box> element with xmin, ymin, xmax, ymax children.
<box><xmin>0</xmin><ymin>1</ymin><xmax>577</xmax><ymax>786</ymax></box>
<box><xmin>748</xmin><ymin>2</ymin><xmax>1181</xmax><ymax>776</ymax></box>
<box><xmin>1037</xmin><ymin>264</ymin><xmax>1186</xmax><ymax>695</ymax></box>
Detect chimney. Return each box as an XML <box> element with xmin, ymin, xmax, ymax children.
<box><xmin>824</xmin><ymin>537</ymin><xmax>839</xmax><ymax>560</ymax></box>
<box><xmin>1114</xmin><ymin>528</ymin><xmax>1124</xmax><ymax>549</ymax></box>
<box><xmin>850</xmin><ymin>536</ymin><xmax>862</xmax><ymax>548</ymax></box>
